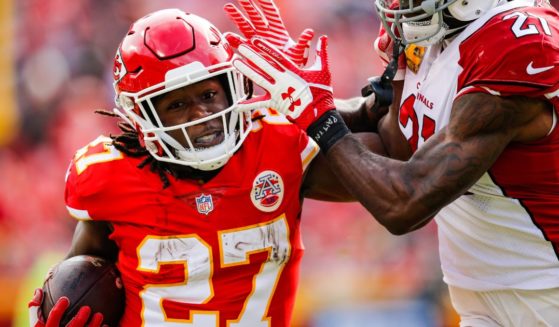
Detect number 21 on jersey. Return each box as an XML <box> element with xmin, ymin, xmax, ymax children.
<box><xmin>399</xmin><ymin>94</ymin><xmax>436</xmax><ymax>152</ymax></box>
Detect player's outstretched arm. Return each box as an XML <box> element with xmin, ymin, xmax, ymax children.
<box><xmin>335</xmin><ymin>81</ymin><xmax>410</xmax><ymax>159</ymax></box>
<box><xmin>324</xmin><ymin>92</ymin><xmax>550</xmax><ymax>234</ymax></box>
<box><xmin>302</xmin><ymin>132</ymin><xmax>387</xmax><ymax>202</ymax></box>
<box><xmin>335</xmin><ymin>95</ymin><xmax>389</xmax><ymax>133</ymax></box>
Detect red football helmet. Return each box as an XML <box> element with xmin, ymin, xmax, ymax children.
<box><xmin>113</xmin><ymin>9</ymin><xmax>251</xmax><ymax>170</ymax></box>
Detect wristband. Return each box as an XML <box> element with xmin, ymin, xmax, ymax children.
<box><xmin>306</xmin><ymin>109</ymin><xmax>350</xmax><ymax>153</ymax></box>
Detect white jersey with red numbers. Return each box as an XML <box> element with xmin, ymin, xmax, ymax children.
<box><xmin>399</xmin><ymin>0</ymin><xmax>559</xmax><ymax>291</ymax></box>
<box><xmin>64</xmin><ymin>108</ymin><xmax>319</xmax><ymax>327</ymax></box>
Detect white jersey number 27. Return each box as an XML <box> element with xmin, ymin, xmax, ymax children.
<box><xmin>137</xmin><ymin>215</ymin><xmax>290</xmax><ymax>326</ymax></box>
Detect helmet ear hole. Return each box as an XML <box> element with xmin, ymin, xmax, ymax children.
<box><xmin>447</xmin><ymin>0</ymin><xmax>500</xmax><ymax>21</ymax></box>
<box><xmin>421</xmin><ymin>0</ymin><xmax>438</xmax><ymax>15</ymax></box>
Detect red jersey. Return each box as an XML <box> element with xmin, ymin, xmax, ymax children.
<box><xmin>65</xmin><ymin>109</ymin><xmax>319</xmax><ymax>327</ymax></box>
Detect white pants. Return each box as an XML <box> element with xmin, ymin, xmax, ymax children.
<box><xmin>448</xmin><ymin>285</ymin><xmax>559</xmax><ymax>327</ymax></box>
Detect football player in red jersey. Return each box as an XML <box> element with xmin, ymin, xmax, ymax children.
<box><xmin>229</xmin><ymin>0</ymin><xmax>559</xmax><ymax>325</ymax></box>
<box><xmin>27</xmin><ymin>8</ymin><xmax>387</xmax><ymax>327</ymax></box>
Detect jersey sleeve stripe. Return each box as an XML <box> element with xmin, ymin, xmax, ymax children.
<box><xmin>301</xmin><ymin>138</ymin><xmax>319</xmax><ymax>172</ymax></box>
<box><xmin>467</xmin><ymin>79</ymin><xmax>551</xmax><ymax>91</ymax></box>
<box><xmin>546</xmin><ymin>87</ymin><xmax>559</xmax><ymax>99</ymax></box>
<box><xmin>547</xmin><ymin>109</ymin><xmax>557</xmax><ymax>137</ymax></box>
<box><xmin>456</xmin><ymin>85</ymin><xmax>501</xmax><ymax>99</ymax></box>
<box><xmin>66</xmin><ymin>206</ymin><xmax>92</xmax><ymax>221</ymax></box>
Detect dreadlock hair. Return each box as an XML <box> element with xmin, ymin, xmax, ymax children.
<box><xmin>95</xmin><ymin>109</ymin><xmax>172</xmax><ymax>188</ymax></box>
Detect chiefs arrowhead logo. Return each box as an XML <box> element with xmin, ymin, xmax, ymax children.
<box><xmin>113</xmin><ymin>49</ymin><xmax>127</xmax><ymax>82</ymax></box>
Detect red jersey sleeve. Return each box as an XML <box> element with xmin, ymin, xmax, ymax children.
<box><xmin>251</xmin><ymin>108</ymin><xmax>319</xmax><ymax>172</ymax></box>
<box><xmin>65</xmin><ymin>135</ymin><xmax>151</xmax><ymax>222</ymax></box>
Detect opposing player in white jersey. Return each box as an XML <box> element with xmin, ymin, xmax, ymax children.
<box><xmin>227</xmin><ymin>0</ymin><xmax>559</xmax><ymax>325</ymax></box>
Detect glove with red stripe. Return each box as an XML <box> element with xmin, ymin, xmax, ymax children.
<box><xmin>224</xmin><ymin>0</ymin><xmax>314</xmax><ymax>67</ymax></box>
<box><xmin>229</xmin><ymin>34</ymin><xmax>349</xmax><ymax>152</ymax></box>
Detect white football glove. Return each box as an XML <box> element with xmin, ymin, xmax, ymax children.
<box><xmin>227</xmin><ymin>34</ymin><xmax>334</xmax><ymax>130</ymax></box>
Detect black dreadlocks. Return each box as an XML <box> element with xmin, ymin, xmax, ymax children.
<box><xmin>95</xmin><ymin>109</ymin><xmax>173</xmax><ymax>188</ymax></box>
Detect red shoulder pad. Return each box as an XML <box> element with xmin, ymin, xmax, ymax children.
<box><xmin>458</xmin><ymin>6</ymin><xmax>559</xmax><ymax>98</ymax></box>
<box><xmin>64</xmin><ymin>136</ymin><xmax>148</xmax><ymax>221</ymax></box>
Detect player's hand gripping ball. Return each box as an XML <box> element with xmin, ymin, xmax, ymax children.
<box><xmin>41</xmin><ymin>255</ymin><xmax>125</xmax><ymax>326</ymax></box>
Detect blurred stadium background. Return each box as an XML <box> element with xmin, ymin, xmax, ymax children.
<box><xmin>2</xmin><ymin>0</ymin><xmax>557</xmax><ymax>326</ymax></box>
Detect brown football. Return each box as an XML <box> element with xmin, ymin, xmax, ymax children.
<box><xmin>41</xmin><ymin>255</ymin><xmax>125</xmax><ymax>326</ymax></box>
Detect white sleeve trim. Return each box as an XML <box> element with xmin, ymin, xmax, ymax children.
<box><xmin>301</xmin><ymin>137</ymin><xmax>319</xmax><ymax>172</ymax></box>
<box><xmin>547</xmin><ymin>109</ymin><xmax>557</xmax><ymax>136</ymax></box>
<box><xmin>456</xmin><ymin>85</ymin><xmax>501</xmax><ymax>99</ymax></box>
<box><xmin>545</xmin><ymin>87</ymin><xmax>559</xmax><ymax>99</ymax></box>
<box><xmin>66</xmin><ymin>206</ymin><xmax>92</xmax><ymax>221</ymax></box>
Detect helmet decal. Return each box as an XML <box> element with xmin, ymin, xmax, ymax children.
<box><xmin>113</xmin><ymin>49</ymin><xmax>127</xmax><ymax>83</ymax></box>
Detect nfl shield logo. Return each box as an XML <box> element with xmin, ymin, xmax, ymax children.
<box><xmin>195</xmin><ymin>194</ymin><xmax>214</xmax><ymax>215</ymax></box>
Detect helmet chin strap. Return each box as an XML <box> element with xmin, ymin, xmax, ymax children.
<box><xmin>175</xmin><ymin>139</ymin><xmax>235</xmax><ymax>171</ymax></box>
<box><xmin>156</xmin><ymin>129</ymin><xmax>237</xmax><ymax>171</ymax></box>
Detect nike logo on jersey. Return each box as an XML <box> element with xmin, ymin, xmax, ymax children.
<box><xmin>526</xmin><ymin>61</ymin><xmax>554</xmax><ymax>75</ymax></box>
